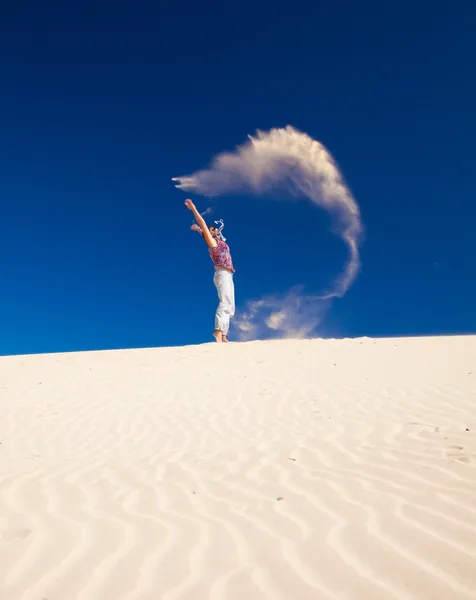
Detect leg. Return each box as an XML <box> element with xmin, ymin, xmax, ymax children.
<box><xmin>222</xmin><ymin>276</ymin><xmax>235</xmax><ymax>342</ymax></box>
<box><xmin>213</xmin><ymin>270</ymin><xmax>235</xmax><ymax>341</ymax></box>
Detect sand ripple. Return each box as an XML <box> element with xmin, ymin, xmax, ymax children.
<box><xmin>1</xmin><ymin>336</ymin><xmax>475</xmax><ymax>599</ymax></box>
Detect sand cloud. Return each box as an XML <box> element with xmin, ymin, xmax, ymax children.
<box><xmin>174</xmin><ymin>126</ymin><xmax>363</xmax><ymax>339</ymax></box>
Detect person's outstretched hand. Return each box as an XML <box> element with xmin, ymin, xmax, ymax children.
<box><xmin>191</xmin><ymin>224</ymin><xmax>201</xmax><ymax>232</ymax></box>
<box><xmin>185</xmin><ymin>199</ymin><xmax>195</xmax><ymax>210</ymax></box>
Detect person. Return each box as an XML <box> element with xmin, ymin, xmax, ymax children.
<box><xmin>185</xmin><ymin>198</ymin><xmax>235</xmax><ymax>343</ymax></box>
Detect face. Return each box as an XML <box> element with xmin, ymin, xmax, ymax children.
<box><xmin>209</xmin><ymin>227</ymin><xmax>219</xmax><ymax>239</ymax></box>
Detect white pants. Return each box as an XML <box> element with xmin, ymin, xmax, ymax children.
<box><xmin>213</xmin><ymin>268</ymin><xmax>235</xmax><ymax>336</ymax></box>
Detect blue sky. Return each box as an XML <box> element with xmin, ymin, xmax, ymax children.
<box><xmin>1</xmin><ymin>1</ymin><xmax>475</xmax><ymax>355</ymax></box>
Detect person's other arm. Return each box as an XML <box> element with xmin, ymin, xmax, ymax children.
<box><xmin>185</xmin><ymin>199</ymin><xmax>217</xmax><ymax>248</ymax></box>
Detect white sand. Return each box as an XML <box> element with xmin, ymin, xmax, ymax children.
<box><xmin>0</xmin><ymin>335</ymin><xmax>475</xmax><ymax>600</ymax></box>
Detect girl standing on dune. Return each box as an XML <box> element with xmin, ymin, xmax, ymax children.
<box><xmin>185</xmin><ymin>199</ymin><xmax>235</xmax><ymax>343</ymax></box>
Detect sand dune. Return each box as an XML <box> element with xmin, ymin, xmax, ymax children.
<box><xmin>0</xmin><ymin>336</ymin><xmax>475</xmax><ymax>599</ymax></box>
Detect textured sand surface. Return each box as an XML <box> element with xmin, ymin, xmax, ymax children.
<box><xmin>0</xmin><ymin>336</ymin><xmax>475</xmax><ymax>600</ymax></box>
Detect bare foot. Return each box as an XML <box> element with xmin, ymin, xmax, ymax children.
<box><xmin>222</xmin><ymin>335</ymin><xmax>230</xmax><ymax>343</ymax></box>
<box><xmin>213</xmin><ymin>330</ymin><xmax>223</xmax><ymax>343</ymax></box>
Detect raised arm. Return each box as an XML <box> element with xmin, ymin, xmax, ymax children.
<box><xmin>185</xmin><ymin>199</ymin><xmax>217</xmax><ymax>248</ymax></box>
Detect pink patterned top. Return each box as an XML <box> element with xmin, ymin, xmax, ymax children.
<box><xmin>209</xmin><ymin>241</ymin><xmax>235</xmax><ymax>272</ymax></box>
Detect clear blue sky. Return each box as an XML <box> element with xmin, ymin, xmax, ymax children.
<box><xmin>1</xmin><ymin>1</ymin><xmax>475</xmax><ymax>355</ymax></box>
